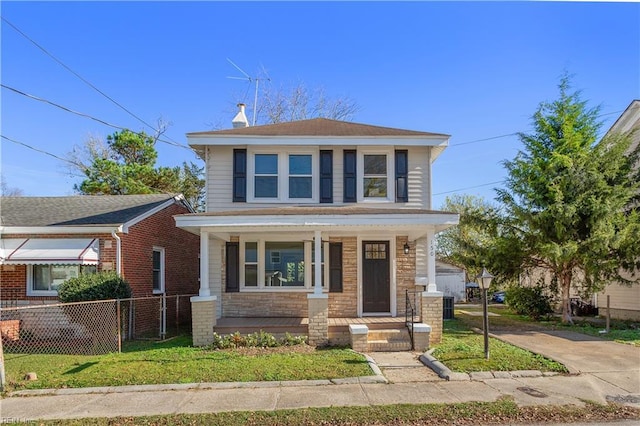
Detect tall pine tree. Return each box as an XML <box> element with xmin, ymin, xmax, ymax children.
<box><xmin>497</xmin><ymin>76</ymin><xmax>640</xmax><ymax>323</ymax></box>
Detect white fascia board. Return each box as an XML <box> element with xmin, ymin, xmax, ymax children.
<box><xmin>187</xmin><ymin>135</ymin><xmax>450</xmax><ymax>148</ymax></box>
<box><xmin>121</xmin><ymin>196</ymin><xmax>187</xmax><ymax>233</ymax></box>
<box><xmin>0</xmin><ymin>226</ymin><xmax>122</xmax><ymax>235</ymax></box>
<box><xmin>175</xmin><ymin>213</ymin><xmax>459</xmax><ymax>229</ymax></box>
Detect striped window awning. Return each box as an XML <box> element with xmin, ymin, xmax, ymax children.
<box><xmin>0</xmin><ymin>238</ymin><xmax>99</xmax><ymax>265</ymax></box>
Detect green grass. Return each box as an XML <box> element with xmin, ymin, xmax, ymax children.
<box><xmin>432</xmin><ymin>319</ymin><xmax>567</xmax><ymax>373</ymax></box>
<box><xmin>14</xmin><ymin>399</ymin><xmax>640</xmax><ymax>426</ymax></box>
<box><xmin>4</xmin><ymin>336</ymin><xmax>371</xmax><ymax>393</ymax></box>
<box><xmin>460</xmin><ymin>304</ymin><xmax>640</xmax><ymax>346</ymax></box>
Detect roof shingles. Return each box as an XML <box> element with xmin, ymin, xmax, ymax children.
<box><xmin>1</xmin><ymin>194</ymin><xmax>178</xmax><ymax>227</ymax></box>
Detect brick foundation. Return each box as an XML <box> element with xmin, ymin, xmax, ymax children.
<box><xmin>421</xmin><ymin>291</ymin><xmax>443</xmax><ymax>345</ymax></box>
<box><xmin>307</xmin><ymin>295</ymin><xmax>328</xmax><ymax>346</ymax></box>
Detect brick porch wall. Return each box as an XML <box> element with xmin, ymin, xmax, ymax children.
<box><xmin>395</xmin><ymin>236</ymin><xmax>416</xmax><ymax>317</ymax></box>
<box><xmin>328</xmin><ymin>237</ymin><xmax>357</xmax><ymax>318</ymax></box>
<box><xmin>222</xmin><ymin>292</ymin><xmax>309</xmax><ymax>317</ymax></box>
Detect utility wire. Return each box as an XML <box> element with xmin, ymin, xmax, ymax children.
<box><xmin>1</xmin><ymin>134</ymin><xmax>86</xmax><ymax>173</ymax></box>
<box><xmin>433</xmin><ymin>180</ymin><xmax>506</xmax><ymax>196</ymax></box>
<box><xmin>1</xmin><ymin>16</ymin><xmax>184</xmax><ymax>147</ymax></box>
<box><xmin>1</xmin><ymin>84</ymin><xmax>192</xmax><ymax>151</ymax></box>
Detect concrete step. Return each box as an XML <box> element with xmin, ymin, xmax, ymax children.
<box><xmin>367</xmin><ymin>328</ymin><xmax>412</xmax><ymax>352</ymax></box>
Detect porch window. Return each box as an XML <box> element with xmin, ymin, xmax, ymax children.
<box><xmin>28</xmin><ymin>264</ymin><xmax>96</xmax><ymax>296</ymax></box>
<box><xmin>244</xmin><ymin>242</ymin><xmax>258</xmax><ymax>287</ymax></box>
<box><xmin>265</xmin><ymin>242</ymin><xmax>305</xmax><ymax>287</ymax></box>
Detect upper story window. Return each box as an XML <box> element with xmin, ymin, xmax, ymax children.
<box><xmin>248</xmin><ymin>150</ymin><xmax>318</xmax><ymax>203</ymax></box>
<box><xmin>255</xmin><ymin>154</ymin><xmax>279</xmax><ymax>198</ymax></box>
<box><xmin>358</xmin><ymin>151</ymin><xmax>395</xmax><ymax>202</ymax></box>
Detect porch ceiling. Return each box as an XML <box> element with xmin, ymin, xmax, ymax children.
<box><xmin>175</xmin><ymin>207</ymin><xmax>459</xmax><ymax>240</ymax></box>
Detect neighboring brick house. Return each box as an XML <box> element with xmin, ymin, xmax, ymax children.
<box><xmin>0</xmin><ymin>194</ymin><xmax>199</xmax><ymax>305</ymax></box>
<box><xmin>176</xmin><ymin>105</ymin><xmax>459</xmax><ymax>348</ymax></box>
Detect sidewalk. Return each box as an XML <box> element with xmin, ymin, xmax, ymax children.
<box><xmin>1</xmin><ymin>351</ymin><xmax>639</xmax><ymax>422</ymax></box>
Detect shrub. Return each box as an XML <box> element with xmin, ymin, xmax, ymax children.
<box><xmin>505</xmin><ymin>285</ymin><xmax>554</xmax><ymax>320</ymax></box>
<box><xmin>58</xmin><ymin>271</ymin><xmax>132</xmax><ymax>303</ymax></box>
<box><xmin>206</xmin><ymin>331</ymin><xmax>307</xmax><ymax>350</ymax></box>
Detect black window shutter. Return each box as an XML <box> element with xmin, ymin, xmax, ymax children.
<box><xmin>225</xmin><ymin>242</ymin><xmax>239</xmax><ymax>292</ymax></box>
<box><xmin>329</xmin><ymin>242</ymin><xmax>343</xmax><ymax>293</ymax></box>
<box><xmin>395</xmin><ymin>150</ymin><xmax>408</xmax><ymax>203</ymax></box>
<box><xmin>319</xmin><ymin>150</ymin><xmax>333</xmax><ymax>203</ymax></box>
<box><xmin>343</xmin><ymin>150</ymin><xmax>357</xmax><ymax>203</ymax></box>
<box><xmin>233</xmin><ymin>149</ymin><xmax>247</xmax><ymax>202</ymax></box>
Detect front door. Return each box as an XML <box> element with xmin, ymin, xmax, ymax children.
<box><xmin>362</xmin><ymin>241</ymin><xmax>390</xmax><ymax>313</ymax></box>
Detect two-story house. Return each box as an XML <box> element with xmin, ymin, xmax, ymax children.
<box><xmin>176</xmin><ymin>105</ymin><xmax>459</xmax><ymax>349</ymax></box>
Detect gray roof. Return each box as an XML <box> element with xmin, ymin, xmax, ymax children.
<box><xmin>188</xmin><ymin>117</ymin><xmax>449</xmax><ymax>138</ymax></box>
<box><xmin>1</xmin><ymin>194</ymin><xmax>181</xmax><ymax>227</ymax></box>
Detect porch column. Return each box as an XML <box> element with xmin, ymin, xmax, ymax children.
<box><xmin>309</xmin><ymin>230</ymin><xmax>328</xmax><ymax>345</ymax></box>
<box><xmin>314</xmin><ymin>230</ymin><xmax>322</xmax><ymax>295</ymax></box>
<box><xmin>426</xmin><ymin>229</ymin><xmax>437</xmax><ymax>293</ymax></box>
<box><xmin>199</xmin><ymin>230</ymin><xmax>210</xmax><ymax>297</ymax></box>
<box><xmin>421</xmin><ymin>228</ymin><xmax>443</xmax><ymax>344</ymax></box>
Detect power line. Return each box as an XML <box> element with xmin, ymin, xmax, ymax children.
<box><xmin>1</xmin><ymin>84</ymin><xmax>192</xmax><ymax>151</ymax></box>
<box><xmin>433</xmin><ymin>180</ymin><xmax>506</xmax><ymax>196</ymax></box>
<box><xmin>1</xmin><ymin>134</ymin><xmax>85</xmax><ymax>173</ymax></box>
<box><xmin>1</xmin><ymin>16</ymin><xmax>184</xmax><ymax>147</ymax></box>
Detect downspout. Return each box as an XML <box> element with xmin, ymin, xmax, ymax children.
<box><xmin>111</xmin><ymin>230</ymin><xmax>122</xmax><ymax>276</ymax></box>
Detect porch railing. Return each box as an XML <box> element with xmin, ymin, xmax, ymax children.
<box><xmin>405</xmin><ymin>289</ymin><xmax>421</xmax><ymax>351</ymax></box>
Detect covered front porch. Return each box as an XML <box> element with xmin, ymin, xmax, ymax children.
<box><xmin>175</xmin><ymin>206</ymin><xmax>458</xmax><ymax>349</ymax></box>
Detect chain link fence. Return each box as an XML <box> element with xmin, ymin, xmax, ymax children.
<box><xmin>0</xmin><ymin>295</ymin><xmax>195</xmax><ymax>356</ymax></box>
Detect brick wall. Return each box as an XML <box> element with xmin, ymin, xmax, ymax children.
<box><xmin>328</xmin><ymin>237</ymin><xmax>357</xmax><ymax>317</ymax></box>
<box><xmin>0</xmin><ymin>265</ymin><xmax>29</xmax><ymax>301</ymax></box>
<box><xmin>395</xmin><ymin>236</ymin><xmax>416</xmax><ymax>316</ymax></box>
<box><xmin>222</xmin><ymin>292</ymin><xmax>309</xmax><ymax>317</ymax></box>
<box><xmin>121</xmin><ymin>202</ymin><xmax>199</xmax><ymax>297</ymax></box>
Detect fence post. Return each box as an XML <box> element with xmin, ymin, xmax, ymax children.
<box><xmin>0</xmin><ymin>319</ymin><xmax>5</xmax><ymax>392</ymax></box>
<box><xmin>161</xmin><ymin>294</ymin><xmax>167</xmax><ymax>339</ymax></box>
<box><xmin>117</xmin><ymin>299</ymin><xmax>122</xmax><ymax>353</ymax></box>
<box><xmin>175</xmin><ymin>295</ymin><xmax>180</xmax><ymax>336</ymax></box>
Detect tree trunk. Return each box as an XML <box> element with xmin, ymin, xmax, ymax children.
<box><xmin>560</xmin><ymin>270</ymin><xmax>573</xmax><ymax>324</ymax></box>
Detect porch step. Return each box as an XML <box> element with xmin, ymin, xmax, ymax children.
<box><xmin>367</xmin><ymin>328</ymin><xmax>412</xmax><ymax>352</ymax></box>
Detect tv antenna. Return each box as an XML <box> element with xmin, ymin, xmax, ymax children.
<box><xmin>226</xmin><ymin>58</ymin><xmax>270</xmax><ymax>126</ymax></box>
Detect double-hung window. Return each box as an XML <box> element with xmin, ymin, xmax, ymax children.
<box><xmin>359</xmin><ymin>151</ymin><xmax>394</xmax><ymax>202</ymax></box>
<box><xmin>254</xmin><ymin>154</ymin><xmax>279</xmax><ymax>198</ymax></box>
<box><xmin>249</xmin><ymin>151</ymin><xmax>317</xmax><ymax>202</ymax></box>
<box><xmin>152</xmin><ymin>247</ymin><xmax>165</xmax><ymax>294</ymax></box>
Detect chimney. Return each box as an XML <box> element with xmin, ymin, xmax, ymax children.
<box><xmin>232</xmin><ymin>103</ymin><xmax>249</xmax><ymax>128</ymax></box>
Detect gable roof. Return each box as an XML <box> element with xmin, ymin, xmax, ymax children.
<box><xmin>187</xmin><ymin>117</ymin><xmax>449</xmax><ymax>138</ymax></box>
<box><xmin>0</xmin><ymin>194</ymin><xmax>187</xmax><ymax>227</ymax></box>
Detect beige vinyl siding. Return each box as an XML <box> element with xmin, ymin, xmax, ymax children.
<box><xmin>598</xmin><ymin>269</ymin><xmax>640</xmax><ymax>313</ymax></box>
<box><xmin>206</xmin><ymin>145</ymin><xmax>432</xmax><ymax>210</ymax></box>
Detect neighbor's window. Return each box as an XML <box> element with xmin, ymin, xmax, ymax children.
<box><xmin>152</xmin><ymin>247</ymin><xmax>165</xmax><ymax>293</ymax></box>
<box><xmin>254</xmin><ymin>154</ymin><xmax>278</xmax><ymax>198</ymax></box>
<box><xmin>363</xmin><ymin>154</ymin><xmax>388</xmax><ymax>198</ymax></box>
<box><xmin>29</xmin><ymin>264</ymin><xmax>96</xmax><ymax>295</ymax></box>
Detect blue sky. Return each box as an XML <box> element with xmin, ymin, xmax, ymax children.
<box><xmin>2</xmin><ymin>1</ymin><xmax>639</xmax><ymax>208</ymax></box>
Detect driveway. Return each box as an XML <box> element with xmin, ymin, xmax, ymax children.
<box><xmin>490</xmin><ymin>329</ymin><xmax>640</xmax><ymax>393</ymax></box>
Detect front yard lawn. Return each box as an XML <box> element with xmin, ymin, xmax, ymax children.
<box><xmin>432</xmin><ymin>319</ymin><xmax>567</xmax><ymax>373</ymax></box>
<box><xmin>4</xmin><ymin>335</ymin><xmax>371</xmax><ymax>393</ymax></box>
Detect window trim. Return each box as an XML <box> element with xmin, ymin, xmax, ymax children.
<box><xmin>247</xmin><ymin>149</ymin><xmax>319</xmax><ymax>203</ymax></box>
<box><xmin>357</xmin><ymin>149</ymin><xmax>395</xmax><ymax>202</ymax></box>
<box><xmin>152</xmin><ymin>247</ymin><xmax>165</xmax><ymax>294</ymax></box>
<box><xmin>239</xmin><ymin>235</ymin><xmax>329</xmax><ymax>292</ymax></box>
<box><xmin>26</xmin><ymin>264</ymin><xmax>95</xmax><ymax>297</ymax></box>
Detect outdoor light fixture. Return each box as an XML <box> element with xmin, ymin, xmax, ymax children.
<box><xmin>476</xmin><ymin>267</ymin><xmax>495</xmax><ymax>360</ymax></box>
<box><xmin>403</xmin><ymin>242</ymin><xmax>410</xmax><ymax>255</ymax></box>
